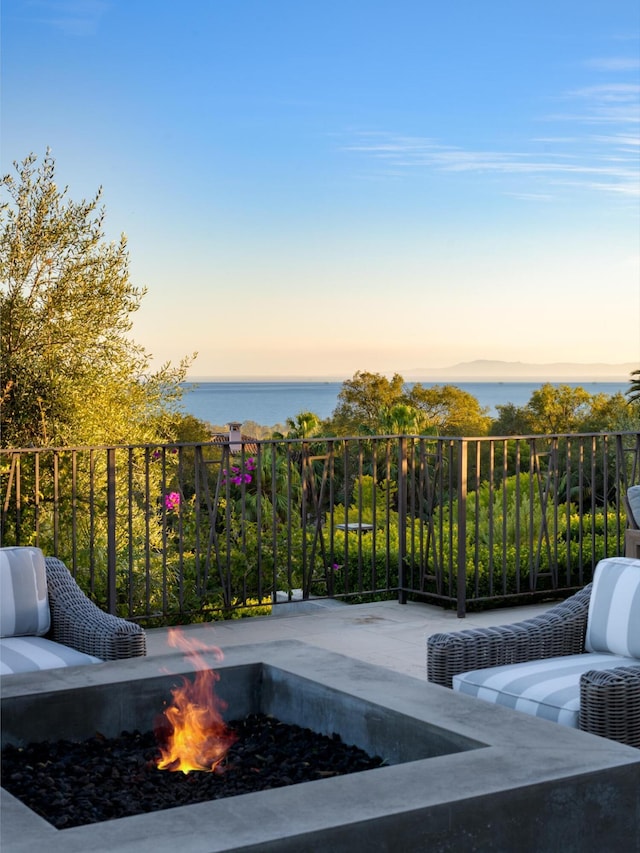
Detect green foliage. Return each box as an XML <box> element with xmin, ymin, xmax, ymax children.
<box><xmin>405</xmin><ymin>383</ymin><xmax>491</xmax><ymax>436</ymax></box>
<box><xmin>2</xmin><ymin>437</ymin><xmax>630</xmax><ymax>623</ymax></box>
<box><xmin>626</xmin><ymin>369</ymin><xmax>640</xmax><ymax>409</ymax></box>
<box><xmin>0</xmin><ymin>151</ymin><xmax>195</xmax><ymax>447</ymax></box>
<box><xmin>171</xmin><ymin>502</ymin><xmax>306</xmax><ymax>612</ymax></box>
<box><xmin>220</xmin><ymin>446</ymin><xmax>303</xmax><ymax>523</ymax></box>
<box><xmin>327</xmin><ymin>528</ymin><xmax>400</xmax><ymax>601</ymax></box>
<box><xmin>330</xmin><ymin>371</ymin><xmax>406</xmax><ymax>434</ymax></box>
<box><xmin>329</xmin><ymin>474</ymin><xmax>397</xmax><ymax>528</ymax></box>
<box><xmin>368</xmin><ymin>403</ymin><xmax>435</xmax><ymax>436</ymax></box>
<box><xmin>492</xmin><ymin>383</ymin><xmax>638</xmax><ymax>436</ymax></box>
<box><xmin>326</xmin><ymin>475</ymin><xmax>401</xmax><ymax>596</ymax></box>
<box><xmin>171</xmin><ymin>414</ymin><xmax>214</xmax><ymax>444</ymax></box>
<box><xmin>283</xmin><ymin>411</ymin><xmax>323</xmax><ymax>438</ymax></box>
<box><xmin>317</xmin><ymin>468</ymin><xmax>601</xmax><ymax>604</ymax></box>
<box><xmin>326</xmin><ymin>371</ymin><xmax>491</xmax><ymax>437</ymax></box>
<box><xmin>431</xmin><ymin>474</ymin><xmax>621</xmax><ymax>599</ymax></box>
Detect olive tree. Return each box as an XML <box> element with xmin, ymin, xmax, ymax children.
<box><xmin>0</xmin><ymin>151</ymin><xmax>194</xmax><ymax>447</ymax></box>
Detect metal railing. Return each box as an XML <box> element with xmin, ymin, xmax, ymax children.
<box><xmin>1</xmin><ymin>431</ymin><xmax>638</xmax><ymax>622</ymax></box>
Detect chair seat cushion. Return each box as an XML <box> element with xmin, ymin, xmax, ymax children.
<box><xmin>0</xmin><ymin>636</ymin><xmax>103</xmax><ymax>675</ymax></box>
<box><xmin>453</xmin><ymin>653</ymin><xmax>638</xmax><ymax>728</ymax></box>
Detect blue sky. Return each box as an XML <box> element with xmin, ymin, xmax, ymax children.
<box><xmin>2</xmin><ymin>0</ymin><xmax>639</xmax><ymax>378</ymax></box>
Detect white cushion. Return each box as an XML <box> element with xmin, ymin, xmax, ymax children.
<box><xmin>0</xmin><ymin>636</ymin><xmax>102</xmax><ymax>675</ymax></box>
<box><xmin>627</xmin><ymin>486</ymin><xmax>640</xmax><ymax>527</ymax></box>
<box><xmin>585</xmin><ymin>557</ymin><xmax>640</xmax><ymax>658</ymax></box>
<box><xmin>453</xmin><ymin>653</ymin><xmax>638</xmax><ymax>728</ymax></box>
<box><xmin>0</xmin><ymin>547</ymin><xmax>50</xmax><ymax>638</ymax></box>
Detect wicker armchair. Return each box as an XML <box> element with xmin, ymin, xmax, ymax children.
<box><xmin>45</xmin><ymin>557</ymin><xmax>146</xmax><ymax>661</ymax></box>
<box><xmin>1</xmin><ymin>548</ymin><xmax>145</xmax><ymax>675</ymax></box>
<box><xmin>428</xmin><ymin>585</ymin><xmax>593</xmax><ymax>688</ymax></box>
<box><xmin>427</xmin><ymin>559</ymin><xmax>640</xmax><ymax>748</ymax></box>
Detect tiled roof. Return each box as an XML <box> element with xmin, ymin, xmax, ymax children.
<box><xmin>209</xmin><ymin>433</ymin><xmax>259</xmax><ymax>455</ymax></box>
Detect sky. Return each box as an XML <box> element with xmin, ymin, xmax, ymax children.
<box><xmin>2</xmin><ymin>0</ymin><xmax>640</xmax><ymax>379</ymax></box>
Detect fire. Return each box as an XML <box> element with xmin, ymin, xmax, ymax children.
<box><xmin>156</xmin><ymin>628</ymin><xmax>237</xmax><ymax>774</ymax></box>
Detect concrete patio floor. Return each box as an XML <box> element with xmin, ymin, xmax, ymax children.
<box><xmin>143</xmin><ymin>596</ymin><xmax>555</xmax><ymax>679</ymax></box>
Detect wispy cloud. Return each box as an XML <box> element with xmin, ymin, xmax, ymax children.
<box><xmin>504</xmin><ymin>191</ymin><xmax>554</xmax><ymax>202</ymax></box>
<box><xmin>27</xmin><ymin>0</ymin><xmax>109</xmax><ymax>36</ymax></box>
<box><xmin>567</xmin><ymin>83</ymin><xmax>640</xmax><ymax>126</ymax></box>
<box><xmin>345</xmin><ymin>67</ymin><xmax>640</xmax><ymax>201</ymax></box>
<box><xmin>347</xmin><ymin>135</ymin><xmax>638</xmax><ymax>191</ymax></box>
<box><xmin>593</xmin><ymin>134</ymin><xmax>640</xmax><ymax>148</ymax></box>
<box><xmin>586</xmin><ymin>57</ymin><xmax>640</xmax><ymax>72</ymax></box>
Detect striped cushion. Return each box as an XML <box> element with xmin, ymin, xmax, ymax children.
<box><xmin>585</xmin><ymin>557</ymin><xmax>640</xmax><ymax>658</ymax></box>
<box><xmin>0</xmin><ymin>547</ymin><xmax>50</xmax><ymax>638</ymax></box>
<box><xmin>0</xmin><ymin>636</ymin><xmax>102</xmax><ymax>675</ymax></box>
<box><xmin>453</xmin><ymin>653</ymin><xmax>638</xmax><ymax>728</ymax></box>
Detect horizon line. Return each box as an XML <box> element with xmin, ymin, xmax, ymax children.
<box><xmin>184</xmin><ymin>374</ymin><xmax>632</xmax><ymax>383</ymax></box>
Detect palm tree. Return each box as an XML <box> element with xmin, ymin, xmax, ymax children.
<box><xmin>377</xmin><ymin>404</ymin><xmax>436</xmax><ymax>436</ymax></box>
<box><xmin>285</xmin><ymin>411</ymin><xmax>322</xmax><ymax>438</ymax></box>
<box><xmin>627</xmin><ymin>369</ymin><xmax>640</xmax><ymax>405</ymax></box>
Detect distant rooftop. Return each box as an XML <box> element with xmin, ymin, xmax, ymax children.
<box><xmin>209</xmin><ymin>423</ymin><xmax>259</xmax><ymax>455</ymax></box>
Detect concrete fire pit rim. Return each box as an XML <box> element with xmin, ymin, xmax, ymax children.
<box><xmin>2</xmin><ymin>640</ymin><xmax>640</xmax><ymax>853</ymax></box>
<box><xmin>1</xmin><ymin>639</ymin><xmax>637</xmax><ymax>760</ymax></box>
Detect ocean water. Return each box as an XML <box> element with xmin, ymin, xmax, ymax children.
<box><xmin>179</xmin><ymin>380</ymin><xmax>629</xmax><ymax>428</ymax></box>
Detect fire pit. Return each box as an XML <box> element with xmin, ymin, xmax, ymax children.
<box><xmin>2</xmin><ymin>639</ymin><xmax>639</xmax><ymax>853</ymax></box>
<box><xmin>2</xmin><ymin>714</ymin><xmax>387</xmax><ymax>827</ymax></box>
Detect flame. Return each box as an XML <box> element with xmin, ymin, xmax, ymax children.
<box><xmin>156</xmin><ymin>628</ymin><xmax>237</xmax><ymax>774</ymax></box>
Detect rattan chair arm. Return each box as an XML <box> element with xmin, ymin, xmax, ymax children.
<box><xmin>427</xmin><ymin>585</ymin><xmax>592</xmax><ymax>688</ymax></box>
<box><xmin>579</xmin><ymin>664</ymin><xmax>640</xmax><ymax>748</ymax></box>
<box><xmin>44</xmin><ymin>557</ymin><xmax>146</xmax><ymax>661</ymax></box>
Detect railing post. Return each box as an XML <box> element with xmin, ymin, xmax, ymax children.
<box><xmin>106</xmin><ymin>447</ymin><xmax>117</xmax><ymax>614</ymax></box>
<box><xmin>457</xmin><ymin>439</ymin><xmax>468</xmax><ymax>618</ymax></box>
<box><xmin>397</xmin><ymin>436</ymin><xmax>408</xmax><ymax>604</ymax></box>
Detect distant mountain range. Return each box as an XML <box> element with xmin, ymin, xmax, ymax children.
<box><xmin>403</xmin><ymin>360</ymin><xmax>636</xmax><ymax>381</ymax></box>
<box><xmin>188</xmin><ymin>360</ymin><xmax>637</xmax><ymax>383</ymax></box>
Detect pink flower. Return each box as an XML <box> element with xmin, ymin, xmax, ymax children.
<box><xmin>222</xmin><ymin>462</ymin><xmax>253</xmax><ymax>487</ymax></box>
<box><xmin>164</xmin><ymin>492</ymin><xmax>181</xmax><ymax>511</ymax></box>
<box><xmin>153</xmin><ymin>448</ymin><xmax>177</xmax><ymax>460</ymax></box>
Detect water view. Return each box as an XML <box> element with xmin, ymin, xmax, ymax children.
<box><xmin>180</xmin><ymin>380</ymin><xmax>629</xmax><ymax>428</ymax></box>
